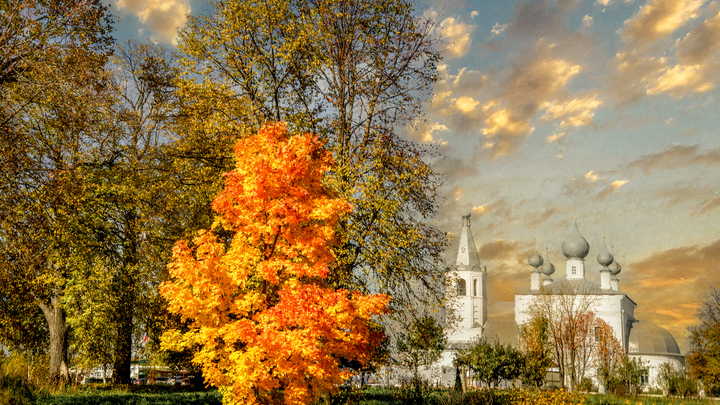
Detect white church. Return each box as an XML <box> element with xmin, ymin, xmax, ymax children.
<box><xmin>436</xmin><ymin>214</ymin><xmax>684</xmax><ymax>389</ymax></box>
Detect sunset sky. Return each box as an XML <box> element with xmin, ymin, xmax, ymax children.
<box><xmin>109</xmin><ymin>0</ymin><xmax>720</xmax><ymax>352</ymax></box>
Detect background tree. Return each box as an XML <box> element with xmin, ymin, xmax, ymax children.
<box><xmin>594</xmin><ymin>319</ymin><xmax>624</xmax><ymax>393</ymax></box>
<box><xmin>518</xmin><ymin>315</ymin><xmax>553</xmax><ymax>389</ymax></box>
<box><xmin>174</xmin><ymin>0</ymin><xmax>446</xmax><ymax>325</ymax></box>
<box><xmin>0</xmin><ymin>0</ymin><xmax>113</xmax><ymax>381</ymax></box>
<box><xmin>160</xmin><ymin>123</ymin><xmax>389</xmax><ymax>405</ymax></box>
<box><xmin>524</xmin><ymin>282</ymin><xmax>599</xmax><ymax>391</ymax></box>
<box><xmin>455</xmin><ymin>338</ymin><xmax>523</xmax><ymax>388</ymax></box>
<box><xmin>396</xmin><ymin>315</ymin><xmax>447</xmax><ymax>384</ymax></box>
<box><xmin>687</xmin><ymin>286</ymin><xmax>720</xmax><ymax>396</ymax></box>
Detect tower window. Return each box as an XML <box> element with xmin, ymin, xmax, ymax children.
<box><xmin>457</xmin><ymin>279</ymin><xmax>466</xmax><ymax>296</ymax></box>
<box><xmin>572</xmin><ymin>266</ymin><xmax>577</xmax><ymax>275</ymax></box>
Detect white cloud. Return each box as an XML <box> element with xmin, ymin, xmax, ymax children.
<box><xmin>471</xmin><ymin>11</ymin><xmax>479</xmax><ymax>19</ymax></box>
<box><xmin>491</xmin><ymin>22</ymin><xmax>508</xmax><ymax>37</ymax></box>
<box><xmin>115</xmin><ymin>0</ymin><xmax>190</xmax><ymax>44</ymax></box>
<box><xmin>455</xmin><ymin>96</ymin><xmax>480</xmax><ymax>113</ymax></box>
<box><xmin>582</xmin><ymin>15</ymin><xmax>594</xmax><ymax>28</ymax></box>
<box><xmin>440</xmin><ymin>17</ymin><xmax>475</xmax><ymax>59</ymax></box>
<box><xmin>647</xmin><ymin>64</ymin><xmax>714</xmax><ymax>96</ymax></box>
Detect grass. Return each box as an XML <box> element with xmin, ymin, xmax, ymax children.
<box><xmin>36</xmin><ymin>386</ymin><xmax>222</xmax><ymax>405</ymax></box>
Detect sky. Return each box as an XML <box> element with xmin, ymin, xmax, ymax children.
<box><xmin>107</xmin><ymin>0</ymin><xmax>720</xmax><ymax>352</ymax></box>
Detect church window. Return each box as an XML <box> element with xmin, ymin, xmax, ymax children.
<box><xmin>457</xmin><ymin>279</ymin><xmax>466</xmax><ymax>296</ymax></box>
<box><xmin>594</xmin><ymin>326</ymin><xmax>601</xmax><ymax>342</ymax></box>
<box><xmin>640</xmin><ymin>369</ymin><xmax>649</xmax><ymax>385</ymax></box>
<box><xmin>572</xmin><ymin>266</ymin><xmax>576</xmax><ymax>275</ymax></box>
<box><xmin>473</xmin><ymin>280</ymin><xmax>477</xmax><ymax>296</ymax></box>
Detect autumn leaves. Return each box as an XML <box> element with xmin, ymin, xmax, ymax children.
<box><xmin>160</xmin><ymin>123</ymin><xmax>389</xmax><ymax>405</ymax></box>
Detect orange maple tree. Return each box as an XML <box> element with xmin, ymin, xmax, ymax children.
<box><xmin>160</xmin><ymin>123</ymin><xmax>389</xmax><ymax>405</ymax></box>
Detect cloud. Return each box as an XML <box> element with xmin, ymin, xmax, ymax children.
<box><xmin>405</xmin><ymin>120</ymin><xmax>450</xmax><ymax>145</ymax></box>
<box><xmin>582</xmin><ymin>14</ymin><xmax>594</xmax><ymax>28</ymax></box>
<box><xmin>646</xmin><ymin>64</ymin><xmax>714</xmax><ymax>96</ymax></box>
<box><xmin>115</xmin><ymin>0</ymin><xmax>191</xmax><ymax>44</ymax></box>
<box><xmin>547</xmin><ymin>132</ymin><xmax>566</xmax><ymax>143</ymax></box>
<box><xmin>540</xmin><ymin>94</ymin><xmax>604</xmax><ymax>128</ymax></box>
<box><xmin>677</xmin><ymin>10</ymin><xmax>720</xmax><ymax>65</ymax></box>
<box><xmin>622</xmin><ymin>0</ymin><xmax>705</xmax><ymax>46</ymax></box>
<box><xmin>440</xmin><ymin>17</ymin><xmax>475</xmax><ymax>59</ymax></box>
<box><xmin>455</xmin><ymin>96</ymin><xmax>480</xmax><ymax>113</ymax></box>
<box><xmin>471</xmin><ymin>11</ymin><xmax>479</xmax><ymax>19</ymax></box>
<box><xmin>627</xmin><ymin>144</ymin><xmax>720</xmax><ymax>173</ymax></box>
<box><xmin>698</xmin><ymin>195</ymin><xmax>720</xmax><ymax>214</ymax></box>
<box><xmin>564</xmin><ymin>171</ymin><xmax>629</xmax><ymax>200</ymax></box>
<box><xmin>625</xmin><ymin>238</ymin><xmax>720</xmax><ymax>351</ymax></box>
<box><xmin>491</xmin><ymin>22</ymin><xmax>508</xmax><ymax>37</ymax></box>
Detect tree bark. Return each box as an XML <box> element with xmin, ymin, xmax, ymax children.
<box><xmin>38</xmin><ymin>287</ymin><xmax>69</xmax><ymax>384</ymax></box>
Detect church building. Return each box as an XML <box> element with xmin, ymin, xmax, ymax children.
<box><xmin>437</xmin><ymin>214</ymin><xmax>684</xmax><ymax>389</ymax></box>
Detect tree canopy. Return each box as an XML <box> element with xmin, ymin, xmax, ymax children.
<box><xmin>160</xmin><ymin>123</ymin><xmax>389</xmax><ymax>405</ymax></box>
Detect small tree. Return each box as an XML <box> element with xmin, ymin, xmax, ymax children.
<box><xmin>396</xmin><ymin>316</ymin><xmax>447</xmax><ymax>384</ymax></box>
<box><xmin>160</xmin><ymin>123</ymin><xmax>389</xmax><ymax>405</ymax></box>
<box><xmin>608</xmin><ymin>357</ymin><xmax>647</xmax><ymax>397</ymax></box>
<box><xmin>518</xmin><ymin>315</ymin><xmax>553</xmax><ymax>389</ymax></box>
<box><xmin>687</xmin><ymin>287</ymin><xmax>720</xmax><ymax>396</ymax></box>
<box><xmin>456</xmin><ymin>338</ymin><xmax>523</xmax><ymax>388</ymax></box>
<box><xmin>594</xmin><ymin>319</ymin><xmax>624</xmax><ymax>393</ymax></box>
<box><xmin>657</xmin><ymin>362</ymin><xmax>698</xmax><ymax>398</ymax></box>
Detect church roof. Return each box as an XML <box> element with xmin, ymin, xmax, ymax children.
<box><xmin>517</xmin><ymin>279</ymin><xmax>635</xmax><ymax>303</ymax></box>
<box><xmin>455</xmin><ymin>214</ymin><xmax>482</xmax><ymax>270</ymax></box>
<box><xmin>628</xmin><ymin>320</ymin><xmax>682</xmax><ymax>356</ymax></box>
<box><xmin>481</xmin><ymin>319</ymin><xmax>519</xmax><ymax>347</ymax></box>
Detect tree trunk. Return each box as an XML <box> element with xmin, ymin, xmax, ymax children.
<box><xmin>38</xmin><ymin>287</ymin><xmax>69</xmax><ymax>384</ymax></box>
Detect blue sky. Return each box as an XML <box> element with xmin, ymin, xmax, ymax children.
<box><xmin>108</xmin><ymin>0</ymin><xmax>720</xmax><ymax>351</ymax></box>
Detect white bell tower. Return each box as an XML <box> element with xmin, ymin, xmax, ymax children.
<box><xmin>450</xmin><ymin>214</ymin><xmax>487</xmax><ymax>329</ymax></box>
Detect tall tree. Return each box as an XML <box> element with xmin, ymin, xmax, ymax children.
<box><xmin>0</xmin><ymin>0</ymin><xmax>113</xmax><ymax>382</ymax></box>
<box><xmin>160</xmin><ymin>123</ymin><xmax>389</xmax><ymax>405</ymax></box>
<box><xmin>174</xmin><ymin>0</ymin><xmax>446</xmax><ymax>324</ymax></box>
<box><xmin>524</xmin><ymin>283</ymin><xmax>600</xmax><ymax>391</ymax></box>
<box><xmin>687</xmin><ymin>286</ymin><xmax>720</xmax><ymax>395</ymax></box>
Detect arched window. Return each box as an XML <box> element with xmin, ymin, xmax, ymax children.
<box><xmin>457</xmin><ymin>279</ymin><xmax>466</xmax><ymax>296</ymax></box>
<box><xmin>473</xmin><ymin>279</ymin><xmax>477</xmax><ymax>296</ymax></box>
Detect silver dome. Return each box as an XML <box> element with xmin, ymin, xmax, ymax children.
<box><xmin>597</xmin><ymin>243</ymin><xmax>614</xmax><ymax>267</ymax></box>
<box><xmin>562</xmin><ymin>221</ymin><xmax>590</xmax><ymax>259</ymax></box>
<box><xmin>609</xmin><ymin>260</ymin><xmax>621</xmax><ymax>276</ymax></box>
<box><xmin>528</xmin><ymin>249</ymin><xmax>543</xmax><ymax>268</ymax></box>
<box><xmin>540</xmin><ymin>257</ymin><xmax>555</xmax><ymax>276</ymax></box>
<box><xmin>628</xmin><ymin>320</ymin><xmax>681</xmax><ymax>355</ymax></box>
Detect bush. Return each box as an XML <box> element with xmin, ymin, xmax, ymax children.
<box><xmin>657</xmin><ymin>362</ymin><xmax>698</xmax><ymax>398</ymax></box>
<box><xmin>0</xmin><ymin>375</ymin><xmax>39</xmax><ymax>405</ymax></box>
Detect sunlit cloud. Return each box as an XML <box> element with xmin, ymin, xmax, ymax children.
<box><xmin>610</xmin><ymin>180</ymin><xmax>629</xmax><ymax>191</ymax></box>
<box><xmin>541</xmin><ymin>94</ymin><xmax>603</xmax><ymax>128</ymax></box>
<box><xmin>585</xmin><ymin>170</ymin><xmax>601</xmax><ymax>182</ymax></box>
<box><xmin>622</xmin><ymin>0</ymin><xmax>705</xmax><ymax>46</ymax></box>
<box><xmin>440</xmin><ymin>16</ymin><xmax>475</xmax><ymax>59</ymax></box>
<box><xmin>647</xmin><ymin>64</ymin><xmax>714</xmax><ymax>96</ymax></box>
<box><xmin>455</xmin><ymin>96</ymin><xmax>480</xmax><ymax>113</ymax></box>
<box><xmin>582</xmin><ymin>14</ymin><xmax>594</xmax><ymax>28</ymax></box>
<box><xmin>115</xmin><ymin>0</ymin><xmax>191</xmax><ymax>44</ymax></box>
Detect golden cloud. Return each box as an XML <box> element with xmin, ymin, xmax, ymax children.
<box><xmin>623</xmin><ymin>0</ymin><xmax>705</xmax><ymax>45</ymax></box>
<box><xmin>440</xmin><ymin>16</ymin><xmax>475</xmax><ymax>59</ymax></box>
<box><xmin>540</xmin><ymin>94</ymin><xmax>603</xmax><ymax>128</ymax></box>
<box><xmin>647</xmin><ymin>64</ymin><xmax>714</xmax><ymax>96</ymax></box>
<box><xmin>115</xmin><ymin>0</ymin><xmax>190</xmax><ymax>44</ymax></box>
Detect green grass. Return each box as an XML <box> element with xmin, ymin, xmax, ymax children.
<box><xmin>37</xmin><ymin>388</ymin><xmax>222</xmax><ymax>405</ymax></box>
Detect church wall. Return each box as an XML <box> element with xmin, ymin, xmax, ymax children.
<box><xmin>629</xmin><ymin>354</ymin><xmax>684</xmax><ymax>389</ymax></box>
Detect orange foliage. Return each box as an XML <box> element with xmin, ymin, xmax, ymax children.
<box><xmin>160</xmin><ymin>123</ymin><xmax>389</xmax><ymax>405</ymax></box>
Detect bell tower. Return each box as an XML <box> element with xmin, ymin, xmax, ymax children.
<box><xmin>450</xmin><ymin>214</ymin><xmax>487</xmax><ymax>329</ymax></box>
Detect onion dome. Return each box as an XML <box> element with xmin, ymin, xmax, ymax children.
<box><xmin>528</xmin><ymin>249</ymin><xmax>543</xmax><ymax>268</ymax></box>
<box><xmin>540</xmin><ymin>249</ymin><xmax>555</xmax><ymax>276</ymax></box>
<box><xmin>597</xmin><ymin>241</ymin><xmax>614</xmax><ymax>268</ymax></box>
<box><xmin>609</xmin><ymin>260</ymin><xmax>622</xmax><ymax>276</ymax></box>
<box><xmin>562</xmin><ymin>220</ymin><xmax>590</xmax><ymax>259</ymax></box>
